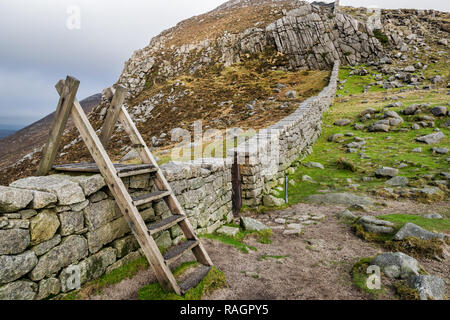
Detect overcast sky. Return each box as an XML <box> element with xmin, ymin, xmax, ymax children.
<box><xmin>0</xmin><ymin>0</ymin><xmax>448</xmax><ymax>129</ymax></box>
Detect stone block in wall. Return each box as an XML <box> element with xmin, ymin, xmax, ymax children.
<box><xmin>37</xmin><ymin>277</ymin><xmax>61</xmax><ymax>300</ymax></box>
<box><xmin>86</xmin><ymin>206</ymin><xmax>154</xmax><ymax>254</ymax></box>
<box><xmin>30</xmin><ymin>191</ymin><xmax>58</xmax><ymax>210</ymax></box>
<box><xmin>63</xmin><ymin>174</ymin><xmax>106</xmax><ymax>197</ymax></box>
<box><xmin>83</xmin><ymin>199</ymin><xmax>121</xmax><ymax>231</ymax></box>
<box><xmin>30</xmin><ymin>235</ymin><xmax>89</xmax><ymax>281</ymax></box>
<box><xmin>0</xmin><ymin>251</ymin><xmax>38</xmax><ymax>284</ymax></box>
<box><xmin>59</xmin><ymin>211</ymin><xmax>85</xmax><ymax>236</ymax></box>
<box><xmin>154</xmin><ymin>231</ymin><xmax>171</xmax><ymax>250</ymax></box>
<box><xmin>0</xmin><ymin>280</ymin><xmax>37</xmax><ymax>300</ymax></box>
<box><xmin>106</xmin><ymin>250</ymin><xmax>142</xmax><ymax>274</ymax></box>
<box><xmin>0</xmin><ymin>228</ymin><xmax>30</xmax><ymax>255</ymax></box>
<box><xmin>0</xmin><ymin>186</ymin><xmax>34</xmax><ymax>213</ymax></box>
<box><xmin>32</xmin><ymin>235</ymin><xmax>61</xmax><ymax>256</ymax></box>
<box><xmin>169</xmin><ymin>225</ymin><xmax>183</xmax><ymax>239</ymax></box>
<box><xmin>113</xmin><ymin>235</ymin><xmax>139</xmax><ymax>258</ymax></box>
<box><xmin>70</xmin><ymin>200</ymin><xmax>89</xmax><ymax>212</ymax></box>
<box><xmin>129</xmin><ymin>174</ymin><xmax>151</xmax><ymax>189</ymax></box>
<box><xmin>30</xmin><ymin>209</ymin><xmax>60</xmax><ymax>245</ymax></box>
<box><xmin>89</xmin><ymin>191</ymin><xmax>108</xmax><ymax>203</ymax></box>
<box><xmin>10</xmin><ymin>176</ymin><xmax>85</xmax><ymax>206</ymax></box>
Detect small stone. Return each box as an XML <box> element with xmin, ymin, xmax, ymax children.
<box><xmin>336</xmin><ymin>210</ymin><xmax>357</xmax><ymax>220</ymax></box>
<box><xmin>424</xmin><ymin>213</ymin><xmax>443</xmax><ymax>219</ymax></box>
<box><xmin>302</xmin><ymin>175</ymin><xmax>316</xmax><ymax>183</ymax></box>
<box><xmin>328</xmin><ymin>133</ymin><xmax>344</xmax><ymax>142</ymax></box>
<box><xmin>375</xmin><ymin>167</ymin><xmax>399</xmax><ymax>178</ymax></box>
<box><xmin>216</xmin><ymin>226</ymin><xmax>239</xmax><ymax>237</ymax></box>
<box><xmin>407</xmin><ymin>275</ymin><xmax>446</xmax><ymax>300</ymax></box>
<box><xmin>386</xmin><ymin>176</ymin><xmax>408</xmax><ymax>186</ymax></box>
<box><xmin>240</xmin><ymin>217</ymin><xmax>269</xmax><ymax>231</ymax></box>
<box><xmin>371</xmin><ymin>252</ymin><xmax>419</xmax><ymax>279</ymax></box>
<box><xmin>394</xmin><ymin>223</ymin><xmax>444</xmax><ymax>241</ymax></box>
<box><xmin>432</xmin><ymin>147</ymin><xmax>448</xmax><ymax>154</ymax></box>
<box><xmin>334</xmin><ymin>119</ymin><xmax>351</xmax><ymax>126</ymax></box>
<box><xmin>416</xmin><ymin>132</ymin><xmax>445</xmax><ymax>144</ymax></box>
<box><xmin>263</xmin><ymin>195</ymin><xmax>285</xmax><ymax>207</ymax></box>
<box><xmin>285</xmin><ymin>90</ymin><xmax>297</xmax><ymax>98</ymax></box>
<box><xmin>411</xmin><ymin>147</ymin><xmax>422</xmax><ymax>153</ymax></box>
<box><xmin>274</xmin><ymin>218</ymin><xmax>286</xmax><ymax>224</ymax></box>
<box><xmin>304</xmin><ymin>162</ymin><xmax>324</xmax><ymax>169</ymax></box>
<box><xmin>430</xmin><ymin>106</ymin><xmax>447</xmax><ymax>117</ymax></box>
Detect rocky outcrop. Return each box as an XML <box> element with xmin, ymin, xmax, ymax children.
<box><xmin>117</xmin><ymin>1</ymin><xmax>383</xmax><ymax>99</ymax></box>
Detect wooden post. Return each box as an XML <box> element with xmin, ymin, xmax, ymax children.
<box><xmin>99</xmin><ymin>85</ymin><xmax>126</xmax><ymax>147</ymax></box>
<box><xmin>231</xmin><ymin>151</ymin><xmax>242</xmax><ymax>216</ymax></box>
<box><xmin>36</xmin><ymin>76</ymin><xmax>80</xmax><ymax>176</ymax></box>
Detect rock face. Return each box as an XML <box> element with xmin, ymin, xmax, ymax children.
<box><xmin>407</xmin><ymin>275</ymin><xmax>446</xmax><ymax>300</ymax></box>
<box><xmin>118</xmin><ymin>1</ymin><xmax>383</xmax><ymax>98</ymax></box>
<box><xmin>393</xmin><ymin>223</ymin><xmax>444</xmax><ymax>241</ymax></box>
<box><xmin>0</xmin><ymin>186</ymin><xmax>34</xmax><ymax>213</ymax></box>
<box><xmin>370</xmin><ymin>252</ymin><xmax>419</xmax><ymax>279</ymax></box>
<box><xmin>306</xmin><ymin>193</ymin><xmax>373</xmax><ymax>206</ymax></box>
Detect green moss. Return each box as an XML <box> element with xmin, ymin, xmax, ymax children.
<box><xmin>394</xmin><ymin>281</ymin><xmax>420</xmax><ymax>300</ymax></box>
<box><xmin>257</xmin><ymin>254</ymin><xmax>290</xmax><ymax>261</ymax></box>
<box><xmin>198</xmin><ymin>224</ymin><xmax>273</xmax><ymax>253</ymax></box>
<box><xmin>58</xmin><ymin>257</ymin><xmax>150</xmax><ymax>300</ymax></box>
<box><xmin>384</xmin><ymin>237</ymin><xmax>445</xmax><ymax>259</ymax></box>
<box><xmin>373</xmin><ymin>29</ymin><xmax>389</xmax><ymax>45</ymax></box>
<box><xmin>138</xmin><ymin>265</ymin><xmax>226</xmax><ymax>300</ymax></box>
<box><xmin>351</xmin><ymin>257</ymin><xmax>386</xmax><ymax>296</ymax></box>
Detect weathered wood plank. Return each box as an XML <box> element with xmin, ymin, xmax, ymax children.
<box><xmin>36</xmin><ymin>76</ymin><xmax>80</xmax><ymax>176</ymax></box>
<box><xmin>118</xmin><ymin>107</ymin><xmax>213</xmax><ymax>266</ymax></box>
<box><xmin>99</xmin><ymin>85</ymin><xmax>126</xmax><ymax>147</ymax></box>
<box><xmin>55</xmin><ymin>82</ymin><xmax>181</xmax><ymax>294</ymax></box>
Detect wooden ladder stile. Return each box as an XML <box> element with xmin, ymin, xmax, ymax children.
<box><xmin>38</xmin><ymin>76</ymin><xmax>213</xmax><ymax>295</ymax></box>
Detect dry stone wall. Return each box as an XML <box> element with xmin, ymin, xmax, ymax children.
<box><xmin>0</xmin><ymin>158</ymin><xmax>232</xmax><ymax>300</ymax></box>
<box><xmin>0</xmin><ymin>61</ymin><xmax>338</xmax><ymax>300</ymax></box>
<box><xmin>229</xmin><ymin>61</ymin><xmax>339</xmax><ymax>207</ymax></box>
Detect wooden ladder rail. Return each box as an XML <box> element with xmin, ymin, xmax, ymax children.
<box><xmin>53</xmin><ymin>78</ymin><xmax>182</xmax><ymax>294</ymax></box>
<box><xmin>117</xmin><ymin>106</ymin><xmax>213</xmax><ymax>267</ymax></box>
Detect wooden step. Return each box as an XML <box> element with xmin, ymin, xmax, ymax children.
<box><xmin>53</xmin><ymin>162</ymin><xmax>157</xmax><ymax>177</ymax></box>
<box><xmin>179</xmin><ymin>265</ymin><xmax>212</xmax><ymax>294</ymax></box>
<box><xmin>147</xmin><ymin>215</ymin><xmax>186</xmax><ymax>235</ymax></box>
<box><xmin>132</xmin><ymin>190</ymin><xmax>171</xmax><ymax>207</ymax></box>
<box><xmin>163</xmin><ymin>240</ymin><xmax>199</xmax><ymax>264</ymax></box>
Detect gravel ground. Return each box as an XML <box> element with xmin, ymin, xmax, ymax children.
<box><xmin>90</xmin><ymin>200</ymin><xmax>450</xmax><ymax>300</ymax></box>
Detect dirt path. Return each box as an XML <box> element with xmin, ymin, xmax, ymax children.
<box><xmin>90</xmin><ymin>200</ymin><xmax>449</xmax><ymax>300</ymax></box>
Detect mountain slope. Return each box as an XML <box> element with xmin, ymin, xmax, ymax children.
<box><xmin>0</xmin><ymin>93</ymin><xmax>101</xmax><ymax>170</ymax></box>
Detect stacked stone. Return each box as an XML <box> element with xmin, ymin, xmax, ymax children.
<box><xmin>230</xmin><ymin>61</ymin><xmax>339</xmax><ymax>207</ymax></box>
<box><xmin>0</xmin><ymin>158</ymin><xmax>233</xmax><ymax>300</ymax></box>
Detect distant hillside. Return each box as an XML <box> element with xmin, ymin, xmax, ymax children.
<box><xmin>0</xmin><ymin>93</ymin><xmax>101</xmax><ymax>170</ymax></box>
<box><xmin>0</xmin><ymin>130</ymin><xmax>16</xmax><ymax>140</ymax></box>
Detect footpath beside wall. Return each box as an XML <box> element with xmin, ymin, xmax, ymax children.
<box><xmin>0</xmin><ymin>62</ymin><xmax>338</xmax><ymax>300</ymax></box>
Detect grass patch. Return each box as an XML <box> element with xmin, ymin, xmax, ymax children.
<box><xmin>385</xmin><ymin>237</ymin><xmax>445</xmax><ymax>260</ymax></box>
<box><xmin>58</xmin><ymin>256</ymin><xmax>150</xmax><ymax>300</ymax></box>
<box><xmin>394</xmin><ymin>281</ymin><xmax>420</xmax><ymax>300</ymax></box>
<box><xmin>257</xmin><ymin>254</ymin><xmax>290</xmax><ymax>261</ymax></box>
<box><xmin>199</xmin><ymin>224</ymin><xmax>273</xmax><ymax>253</ymax></box>
<box><xmin>138</xmin><ymin>265</ymin><xmax>226</xmax><ymax>300</ymax></box>
<box><xmin>378</xmin><ymin>214</ymin><xmax>450</xmax><ymax>233</ymax></box>
<box><xmin>351</xmin><ymin>257</ymin><xmax>386</xmax><ymax>297</ymax></box>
